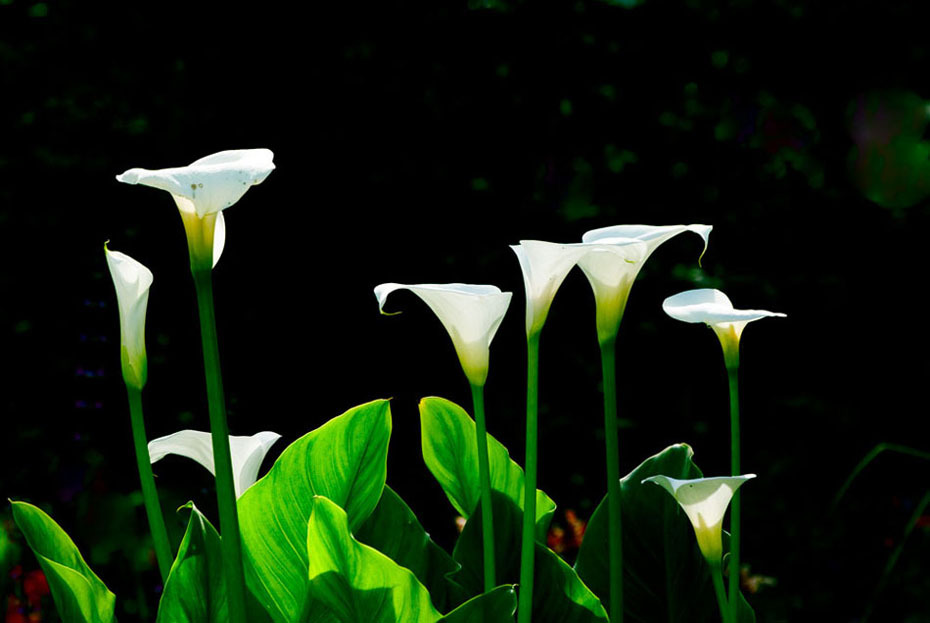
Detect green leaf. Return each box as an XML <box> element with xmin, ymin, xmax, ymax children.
<box><xmin>418</xmin><ymin>396</ymin><xmax>555</xmax><ymax>539</ymax></box>
<box><xmin>155</xmin><ymin>503</ymin><xmax>225</xmax><ymax>623</ymax></box>
<box><xmin>452</xmin><ymin>491</ymin><xmax>607</xmax><ymax>623</ymax></box>
<box><xmin>437</xmin><ymin>586</ymin><xmax>516</xmax><ymax>623</ymax></box>
<box><xmin>355</xmin><ymin>486</ymin><xmax>467</xmax><ymax>612</ymax></box>
<box><xmin>10</xmin><ymin>501</ymin><xmax>116</xmax><ymax>623</ymax></box>
<box><xmin>306</xmin><ymin>495</ymin><xmax>442</xmax><ymax>623</ymax></box>
<box><xmin>238</xmin><ymin>399</ymin><xmax>392</xmax><ymax>623</ymax></box>
<box><xmin>574</xmin><ymin>443</ymin><xmax>756</xmax><ymax>622</ymax></box>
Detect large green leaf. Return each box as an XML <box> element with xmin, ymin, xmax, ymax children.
<box><xmin>438</xmin><ymin>586</ymin><xmax>516</xmax><ymax>623</ymax></box>
<box><xmin>307</xmin><ymin>496</ymin><xmax>516</xmax><ymax>623</ymax></box>
<box><xmin>10</xmin><ymin>501</ymin><xmax>116</xmax><ymax>623</ymax></box>
<box><xmin>155</xmin><ymin>503</ymin><xmax>225</xmax><ymax>623</ymax></box>
<box><xmin>238</xmin><ymin>399</ymin><xmax>392</xmax><ymax>623</ymax></box>
<box><xmin>574</xmin><ymin>443</ymin><xmax>756</xmax><ymax>623</ymax></box>
<box><xmin>355</xmin><ymin>485</ymin><xmax>467</xmax><ymax>612</ymax></box>
<box><xmin>452</xmin><ymin>491</ymin><xmax>608</xmax><ymax>623</ymax></box>
<box><xmin>307</xmin><ymin>495</ymin><xmax>445</xmax><ymax>623</ymax></box>
<box><xmin>418</xmin><ymin>396</ymin><xmax>555</xmax><ymax>539</ymax></box>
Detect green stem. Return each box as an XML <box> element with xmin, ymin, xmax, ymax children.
<box><xmin>832</xmin><ymin>443</ymin><xmax>930</xmax><ymax>512</ymax></box>
<box><xmin>861</xmin><ymin>489</ymin><xmax>930</xmax><ymax>623</ymax></box>
<box><xmin>126</xmin><ymin>386</ymin><xmax>173</xmax><ymax>582</ymax></box>
<box><xmin>518</xmin><ymin>333</ymin><xmax>540</xmax><ymax>623</ymax></box>
<box><xmin>470</xmin><ymin>382</ymin><xmax>497</xmax><ymax>592</ymax></box>
<box><xmin>727</xmin><ymin>366</ymin><xmax>741</xmax><ymax>623</ymax></box>
<box><xmin>711</xmin><ymin>563</ymin><xmax>732</xmax><ymax>623</ymax></box>
<box><xmin>192</xmin><ymin>269</ymin><xmax>249</xmax><ymax>623</ymax></box>
<box><xmin>599</xmin><ymin>337</ymin><xmax>623</xmax><ymax>623</ymax></box>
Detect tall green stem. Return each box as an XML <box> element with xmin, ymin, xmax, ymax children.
<box><xmin>192</xmin><ymin>269</ymin><xmax>249</xmax><ymax>623</ymax></box>
<box><xmin>600</xmin><ymin>337</ymin><xmax>623</xmax><ymax>623</ymax></box>
<box><xmin>517</xmin><ymin>332</ymin><xmax>540</xmax><ymax>623</ymax></box>
<box><xmin>711</xmin><ymin>563</ymin><xmax>732</xmax><ymax>623</ymax></box>
<box><xmin>126</xmin><ymin>386</ymin><xmax>173</xmax><ymax>582</ymax></box>
<box><xmin>727</xmin><ymin>366</ymin><xmax>741</xmax><ymax>623</ymax></box>
<box><xmin>470</xmin><ymin>382</ymin><xmax>497</xmax><ymax>592</ymax></box>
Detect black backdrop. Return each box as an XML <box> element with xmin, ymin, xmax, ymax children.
<box><xmin>3</xmin><ymin>1</ymin><xmax>930</xmax><ymax>620</ymax></box>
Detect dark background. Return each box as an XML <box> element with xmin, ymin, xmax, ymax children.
<box><xmin>3</xmin><ymin>0</ymin><xmax>930</xmax><ymax>621</ymax></box>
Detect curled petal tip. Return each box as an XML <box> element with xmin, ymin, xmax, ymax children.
<box><xmin>115</xmin><ymin>169</ymin><xmax>143</xmax><ymax>184</ymax></box>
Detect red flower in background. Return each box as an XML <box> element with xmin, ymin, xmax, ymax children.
<box><xmin>547</xmin><ymin>509</ymin><xmax>587</xmax><ymax>556</ymax></box>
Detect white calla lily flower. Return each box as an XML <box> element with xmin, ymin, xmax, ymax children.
<box><xmin>116</xmin><ymin>149</ymin><xmax>274</xmax><ymax>270</ymax></box>
<box><xmin>148</xmin><ymin>430</ymin><xmax>281</xmax><ymax>499</ymax></box>
<box><xmin>642</xmin><ymin>473</ymin><xmax>756</xmax><ymax>565</ymax></box>
<box><xmin>374</xmin><ymin>283</ymin><xmax>512</xmax><ymax>387</ymax></box>
<box><xmin>510</xmin><ymin>240</ymin><xmax>591</xmax><ymax>338</ymax></box>
<box><xmin>574</xmin><ymin>236</ymin><xmax>649</xmax><ymax>344</ymax></box>
<box><xmin>105</xmin><ymin>244</ymin><xmax>153</xmax><ymax>390</ymax></box>
<box><xmin>662</xmin><ymin>288</ymin><xmax>786</xmax><ymax>369</ymax></box>
<box><xmin>577</xmin><ymin>224</ymin><xmax>712</xmax><ymax>344</ymax></box>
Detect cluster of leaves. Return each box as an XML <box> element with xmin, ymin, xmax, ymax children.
<box><xmin>11</xmin><ymin>397</ymin><xmax>754</xmax><ymax>622</ymax></box>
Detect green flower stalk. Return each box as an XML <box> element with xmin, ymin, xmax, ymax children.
<box><xmin>375</xmin><ymin>282</ymin><xmax>512</xmax><ymax>592</ymax></box>
<box><xmin>662</xmin><ymin>288</ymin><xmax>785</xmax><ymax>621</ymax></box>
<box><xmin>510</xmin><ymin>240</ymin><xmax>589</xmax><ymax>623</ymax></box>
<box><xmin>117</xmin><ymin>148</ymin><xmax>276</xmax><ymax>623</ymax></box>
<box><xmin>577</xmin><ymin>224</ymin><xmax>712</xmax><ymax>622</ymax></box>
<box><xmin>104</xmin><ymin>244</ymin><xmax>173</xmax><ymax>582</ymax></box>
<box><xmin>643</xmin><ymin>474</ymin><xmax>756</xmax><ymax>623</ymax></box>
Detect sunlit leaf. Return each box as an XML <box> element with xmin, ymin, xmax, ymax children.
<box><xmin>238</xmin><ymin>399</ymin><xmax>391</xmax><ymax>623</ymax></box>
<box><xmin>355</xmin><ymin>485</ymin><xmax>467</xmax><ymax>612</ymax></box>
<box><xmin>419</xmin><ymin>396</ymin><xmax>555</xmax><ymax>539</ymax></box>
<box><xmin>10</xmin><ymin>501</ymin><xmax>116</xmax><ymax>623</ymax></box>
<box><xmin>155</xmin><ymin>503</ymin><xmax>226</xmax><ymax>623</ymax></box>
<box><xmin>306</xmin><ymin>496</ymin><xmax>440</xmax><ymax>623</ymax></box>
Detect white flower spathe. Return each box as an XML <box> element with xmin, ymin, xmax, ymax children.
<box><xmin>148</xmin><ymin>430</ymin><xmax>281</xmax><ymax>499</ymax></box>
<box><xmin>116</xmin><ymin>149</ymin><xmax>274</xmax><ymax>269</ymax></box>
<box><xmin>105</xmin><ymin>244</ymin><xmax>153</xmax><ymax>390</ymax></box>
<box><xmin>374</xmin><ymin>283</ymin><xmax>512</xmax><ymax>387</ymax></box>
<box><xmin>662</xmin><ymin>288</ymin><xmax>786</xmax><ymax>368</ymax></box>
<box><xmin>116</xmin><ymin>149</ymin><xmax>275</xmax><ymax>218</ymax></box>
<box><xmin>642</xmin><ymin>473</ymin><xmax>756</xmax><ymax>564</ymax></box>
<box><xmin>578</xmin><ymin>224</ymin><xmax>712</xmax><ymax>344</ymax></box>
<box><xmin>510</xmin><ymin>240</ymin><xmax>591</xmax><ymax>338</ymax></box>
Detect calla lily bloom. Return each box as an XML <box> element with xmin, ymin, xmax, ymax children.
<box><xmin>510</xmin><ymin>240</ymin><xmax>591</xmax><ymax>338</ymax></box>
<box><xmin>105</xmin><ymin>244</ymin><xmax>153</xmax><ymax>390</ymax></box>
<box><xmin>148</xmin><ymin>430</ymin><xmax>281</xmax><ymax>499</ymax></box>
<box><xmin>662</xmin><ymin>288</ymin><xmax>786</xmax><ymax>369</ymax></box>
<box><xmin>374</xmin><ymin>283</ymin><xmax>512</xmax><ymax>387</ymax></box>
<box><xmin>642</xmin><ymin>474</ymin><xmax>756</xmax><ymax>565</ymax></box>
<box><xmin>578</xmin><ymin>224</ymin><xmax>712</xmax><ymax>344</ymax></box>
<box><xmin>116</xmin><ymin>148</ymin><xmax>275</xmax><ymax>270</ymax></box>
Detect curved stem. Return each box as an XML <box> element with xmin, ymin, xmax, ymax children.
<box><xmin>518</xmin><ymin>333</ymin><xmax>540</xmax><ymax>623</ymax></box>
<box><xmin>126</xmin><ymin>386</ymin><xmax>173</xmax><ymax>582</ymax></box>
<box><xmin>600</xmin><ymin>337</ymin><xmax>623</xmax><ymax>623</ymax></box>
<box><xmin>470</xmin><ymin>382</ymin><xmax>496</xmax><ymax>592</ymax></box>
<box><xmin>727</xmin><ymin>366</ymin><xmax>741</xmax><ymax>623</ymax></box>
<box><xmin>832</xmin><ymin>443</ymin><xmax>930</xmax><ymax>512</ymax></box>
<box><xmin>192</xmin><ymin>269</ymin><xmax>248</xmax><ymax>623</ymax></box>
<box><xmin>861</xmin><ymin>489</ymin><xmax>930</xmax><ymax>622</ymax></box>
<box><xmin>711</xmin><ymin>563</ymin><xmax>732</xmax><ymax>623</ymax></box>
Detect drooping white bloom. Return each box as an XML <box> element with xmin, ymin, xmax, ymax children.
<box><xmin>510</xmin><ymin>241</ymin><xmax>591</xmax><ymax>338</ymax></box>
<box><xmin>148</xmin><ymin>430</ymin><xmax>281</xmax><ymax>499</ymax></box>
<box><xmin>642</xmin><ymin>474</ymin><xmax>756</xmax><ymax>564</ymax></box>
<box><xmin>578</xmin><ymin>224</ymin><xmax>712</xmax><ymax>344</ymax></box>
<box><xmin>116</xmin><ymin>149</ymin><xmax>274</xmax><ymax>270</ymax></box>
<box><xmin>105</xmin><ymin>244</ymin><xmax>153</xmax><ymax>390</ymax></box>
<box><xmin>662</xmin><ymin>288</ymin><xmax>786</xmax><ymax>368</ymax></box>
<box><xmin>374</xmin><ymin>283</ymin><xmax>512</xmax><ymax>387</ymax></box>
